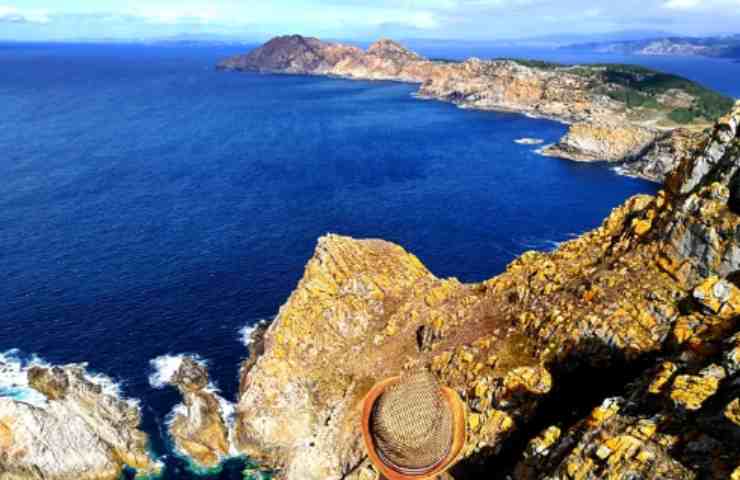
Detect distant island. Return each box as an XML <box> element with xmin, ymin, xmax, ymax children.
<box><xmin>219</xmin><ymin>35</ymin><xmax>735</xmax><ymax>183</ymax></box>
<box><xmin>564</xmin><ymin>34</ymin><xmax>740</xmax><ymax>60</ymax></box>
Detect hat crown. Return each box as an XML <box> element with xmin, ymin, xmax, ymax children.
<box><xmin>370</xmin><ymin>371</ymin><xmax>453</xmax><ymax>472</ymax></box>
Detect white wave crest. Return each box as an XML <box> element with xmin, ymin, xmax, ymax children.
<box><xmin>0</xmin><ymin>350</ymin><xmax>136</xmax><ymax>409</ymax></box>
<box><xmin>148</xmin><ymin>354</ymin><xmax>207</xmax><ymax>389</ymax></box>
<box><xmin>0</xmin><ymin>349</ymin><xmax>50</xmax><ymax>408</ymax></box>
<box><xmin>239</xmin><ymin>318</ymin><xmax>272</xmax><ymax>348</ymax></box>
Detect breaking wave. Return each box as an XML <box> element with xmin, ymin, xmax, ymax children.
<box><xmin>0</xmin><ymin>349</ymin><xmax>137</xmax><ymax>409</ymax></box>
<box><xmin>148</xmin><ymin>353</ymin><xmax>207</xmax><ymax>389</ymax></box>
<box><xmin>238</xmin><ymin>318</ymin><xmax>272</xmax><ymax>348</ymax></box>
<box><xmin>0</xmin><ymin>349</ymin><xmax>50</xmax><ymax>408</ymax></box>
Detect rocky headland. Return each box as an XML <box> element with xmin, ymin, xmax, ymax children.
<box><xmin>0</xmin><ymin>356</ymin><xmax>160</xmax><ymax>480</ymax></box>
<box><xmin>232</xmin><ymin>102</ymin><xmax>740</xmax><ymax>479</ymax></box>
<box><xmin>219</xmin><ymin>35</ymin><xmax>735</xmax><ymax>183</ymax></box>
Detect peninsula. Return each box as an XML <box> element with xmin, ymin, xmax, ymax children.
<box><xmin>219</xmin><ymin>35</ymin><xmax>735</xmax><ymax>182</ymax></box>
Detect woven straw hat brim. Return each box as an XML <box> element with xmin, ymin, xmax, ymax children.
<box><xmin>361</xmin><ymin>377</ymin><xmax>466</xmax><ymax>480</ymax></box>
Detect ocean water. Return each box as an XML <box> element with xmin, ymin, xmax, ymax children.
<box><xmin>1</xmin><ymin>42</ymin><xmax>733</xmax><ymax>478</ymax></box>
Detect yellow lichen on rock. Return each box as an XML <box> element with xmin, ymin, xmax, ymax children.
<box><xmin>632</xmin><ymin>217</ymin><xmax>653</xmax><ymax>236</ymax></box>
<box><xmin>670</xmin><ymin>366</ymin><xmax>725</xmax><ymax>411</ymax></box>
<box><xmin>725</xmin><ymin>398</ymin><xmax>740</xmax><ymax>427</ymax></box>
<box><xmin>530</xmin><ymin>426</ymin><xmax>561</xmax><ymax>455</ymax></box>
<box><xmin>503</xmin><ymin>366</ymin><xmax>552</xmax><ymax>396</ymax></box>
<box><xmin>649</xmin><ymin>362</ymin><xmax>678</xmax><ymax>394</ymax></box>
<box><xmin>692</xmin><ymin>276</ymin><xmax>740</xmax><ymax>317</ymax></box>
<box><xmin>732</xmin><ymin>466</ymin><xmax>740</xmax><ymax>480</ymax></box>
<box><xmin>588</xmin><ymin>399</ymin><xmax>621</xmax><ymax>427</ymax></box>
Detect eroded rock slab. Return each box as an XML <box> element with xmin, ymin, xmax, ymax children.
<box><xmin>149</xmin><ymin>355</ymin><xmax>236</xmax><ymax>469</ymax></box>
<box><xmin>0</xmin><ymin>355</ymin><xmax>160</xmax><ymax>480</ymax></box>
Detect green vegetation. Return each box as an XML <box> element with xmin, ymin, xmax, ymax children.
<box><xmin>500</xmin><ymin>58</ymin><xmax>565</xmax><ymax>69</ymax></box>
<box><xmin>568</xmin><ymin>63</ymin><xmax>733</xmax><ymax>124</ymax></box>
<box><xmin>605</xmin><ymin>89</ymin><xmax>659</xmax><ymax>109</ymax></box>
<box><xmin>453</xmin><ymin>56</ymin><xmax>733</xmax><ymax>124</ymax></box>
<box><xmin>605</xmin><ymin>70</ymin><xmax>733</xmax><ymax>123</ymax></box>
<box><xmin>669</xmin><ymin>108</ymin><xmax>699</xmax><ymax>124</ymax></box>
<box><xmin>429</xmin><ymin>57</ymin><xmax>462</xmax><ymax>64</ymax></box>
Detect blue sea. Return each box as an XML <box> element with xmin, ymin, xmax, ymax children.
<box><xmin>0</xmin><ymin>42</ymin><xmax>737</xmax><ymax>478</ymax></box>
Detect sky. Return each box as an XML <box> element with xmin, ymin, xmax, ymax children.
<box><xmin>0</xmin><ymin>0</ymin><xmax>738</xmax><ymax>42</ymax></box>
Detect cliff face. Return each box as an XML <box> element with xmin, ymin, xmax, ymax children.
<box><xmin>619</xmin><ymin>128</ymin><xmax>707</xmax><ymax>183</ymax></box>
<box><xmin>234</xmin><ymin>103</ymin><xmax>740</xmax><ymax>479</ymax></box>
<box><xmin>219</xmin><ymin>35</ymin><xmax>734</xmax><ymax>181</ymax></box>
<box><xmin>0</xmin><ymin>360</ymin><xmax>160</xmax><ymax>480</ymax></box>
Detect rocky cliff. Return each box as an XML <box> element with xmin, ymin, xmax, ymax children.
<box><xmin>234</xmin><ymin>103</ymin><xmax>740</xmax><ymax>479</ymax></box>
<box><xmin>219</xmin><ymin>35</ymin><xmax>734</xmax><ymax>181</ymax></box>
<box><xmin>0</xmin><ymin>357</ymin><xmax>160</xmax><ymax>480</ymax></box>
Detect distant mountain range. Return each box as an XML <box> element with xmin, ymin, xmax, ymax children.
<box><xmin>565</xmin><ymin>35</ymin><xmax>740</xmax><ymax>59</ymax></box>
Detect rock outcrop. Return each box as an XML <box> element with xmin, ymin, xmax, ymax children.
<box><xmin>219</xmin><ymin>35</ymin><xmax>734</xmax><ymax>181</ymax></box>
<box><xmin>540</xmin><ymin>121</ymin><xmax>658</xmax><ymax>163</ymax></box>
<box><xmin>619</xmin><ymin>128</ymin><xmax>707</xmax><ymax>183</ymax></box>
<box><xmin>0</xmin><ymin>357</ymin><xmax>160</xmax><ymax>480</ymax></box>
<box><xmin>150</xmin><ymin>355</ymin><xmax>235</xmax><ymax>469</ymax></box>
<box><xmin>234</xmin><ymin>103</ymin><xmax>740</xmax><ymax>479</ymax></box>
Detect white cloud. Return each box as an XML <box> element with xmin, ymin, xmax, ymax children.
<box><xmin>0</xmin><ymin>5</ymin><xmax>50</xmax><ymax>24</ymax></box>
<box><xmin>368</xmin><ymin>10</ymin><xmax>439</xmax><ymax>29</ymax></box>
<box><xmin>663</xmin><ymin>0</ymin><xmax>702</xmax><ymax>8</ymax></box>
<box><xmin>128</xmin><ymin>5</ymin><xmax>226</xmax><ymax>24</ymax></box>
<box><xmin>663</xmin><ymin>0</ymin><xmax>740</xmax><ymax>9</ymax></box>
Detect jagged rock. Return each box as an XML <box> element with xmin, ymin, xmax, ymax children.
<box><xmin>669</xmin><ymin>365</ymin><xmax>726</xmax><ymax>411</ymax></box>
<box><xmin>726</xmin><ymin>333</ymin><xmax>740</xmax><ymax>375</ymax></box>
<box><xmin>171</xmin><ymin>357</ymin><xmax>210</xmax><ymax>393</ymax></box>
<box><xmin>231</xmin><ymin>104</ymin><xmax>740</xmax><ymax>479</ymax></box>
<box><xmin>156</xmin><ymin>356</ymin><xmax>233</xmax><ymax>469</ymax></box>
<box><xmin>220</xmin><ymin>36</ymin><xmax>734</xmax><ymax>176</ymax></box>
<box><xmin>726</xmin><ymin>398</ymin><xmax>740</xmax><ymax>426</ymax></box>
<box><xmin>620</xmin><ymin>128</ymin><xmax>704</xmax><ymax>183</ymax></box>
<box><xmin>0</xmin><ymin>361</ymin><xmax>160</xmax><ymax>480</ymax></box>
<box><xmin>27</xmin><ymin>366</ymin><xmax>69</xmax><ymax>400</ymax></box>
<box><xmin>541</xmin><ymin>121</ymin><xmax>658</xmax><ymax>163</ymax></box>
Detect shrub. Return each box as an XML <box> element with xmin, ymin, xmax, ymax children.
<box><xmin>669</xmin><ymin>108</ymin><xmax>698</xmax><ymax>124</ymax></box>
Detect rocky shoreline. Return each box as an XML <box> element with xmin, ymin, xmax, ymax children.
<box><xmin>218</xmin><ymin>35</ymin><xmax>735</xmax><ymax>184</ymax></box>
<box><xmin>0</xmin><ymin>355</ymin><xmax>161</xmax><ymax>480</ymax></box>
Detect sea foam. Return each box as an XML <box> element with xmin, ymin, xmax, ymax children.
<box><xmin>148</xmin><ymin>354</ymin><xmax>206</xmax><ymax>389</ymax></box>
<box><xmin>239</xmin><ymin>318</ymin><xmax>272</xmax><ymax>348</ymax></box>
<box><xmin>0</xmin><ymin>349</ymin><xmax>136</xmax><ymax>409</ymax></box>
<box><xmin>150</xmin><ymin>353</ymin><xmax>241</xmax><ymax>460</ymax></box>
<box><xmin>0</xmin><ymin>349</ymin><xmax>50</xmax><ymax>408</ymax></box>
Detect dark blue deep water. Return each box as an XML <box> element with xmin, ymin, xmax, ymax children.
<box><xmin>0</xmin><ymin>42</ymin><xmax>735</xmax><ymax>478</ymax></box>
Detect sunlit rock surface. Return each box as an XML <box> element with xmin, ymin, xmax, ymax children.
<box><xmin>150</xmin><ymin>355</ymin><xmax>236</xmax><ymax>469</ymax></box>
<box><xmin>0</xmin><ymin>358</ymin><xmax>160</xmax><ymax>480</ymax></box>
<box><xmin>234</xmin><ymin>103</ymin><xmax>740</xmax><ymax>479</ymax></box>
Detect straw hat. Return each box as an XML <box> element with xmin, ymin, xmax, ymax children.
<box><xmin>361</xmin><ymin>370</ymin><xmax>466</xmax><ymax>480</ymax></box>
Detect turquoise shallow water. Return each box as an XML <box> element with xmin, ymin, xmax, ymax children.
<box><xmin>0</xmin><ymin>42</ymin><xmax>678</xmax><ymax>478</ymax></box>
